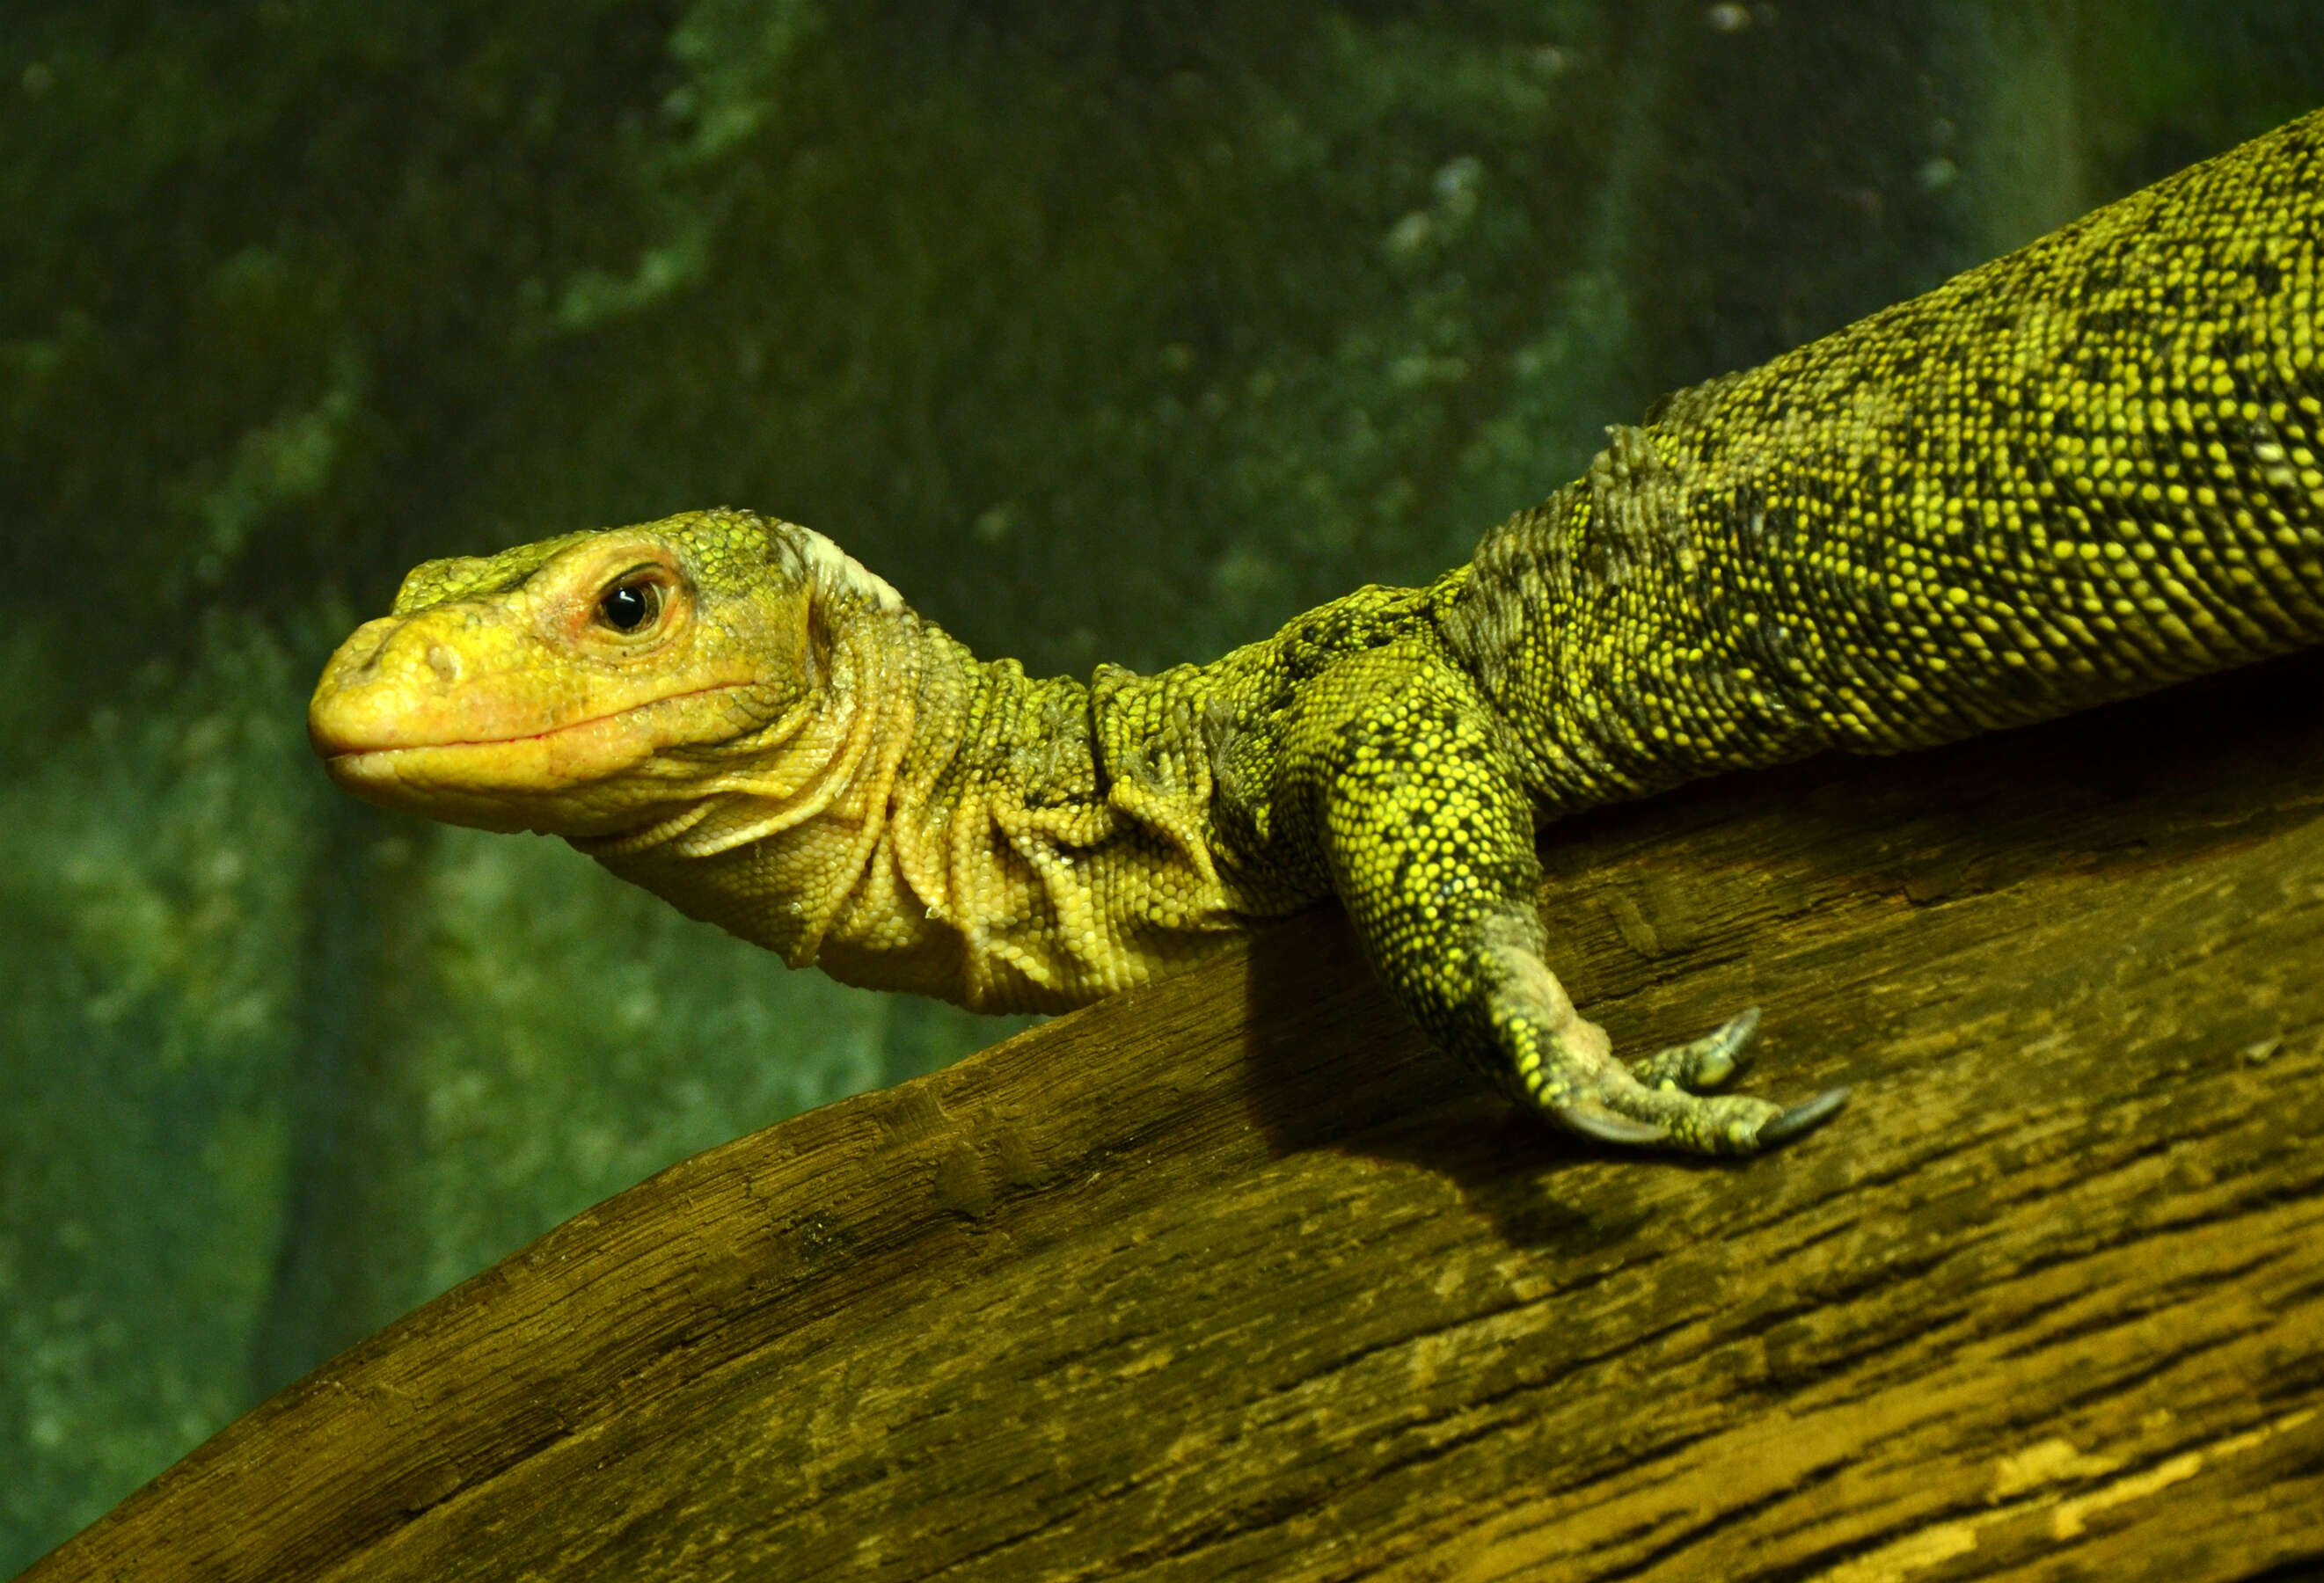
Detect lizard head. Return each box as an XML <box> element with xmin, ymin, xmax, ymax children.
<box><xmin>308</xmin><ymin>507</ymin><xmax>905</xmax><ymax>838</ymax></box>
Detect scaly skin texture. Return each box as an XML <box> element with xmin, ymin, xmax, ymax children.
<box><xmin>312</xmin><ymin>110</ymin><xmax>2324</xmax><ymax>1156</ymax></box>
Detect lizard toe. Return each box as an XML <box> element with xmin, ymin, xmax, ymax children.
<box><xmin>1629</xmin><ymin>1005</ymin><xmax>1760</xmax><ymax>1091</ymax></box>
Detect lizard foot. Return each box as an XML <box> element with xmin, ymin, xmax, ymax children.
<box><xmin>1555</xmin><ymin>1054</ymin><xmax>1851</xmax><ymax>1156</ymax></box>
<box><xmin>1493</xmin><ymin>967</ymin><xmax>1845</xmax><ymax>1155</ymax></box>
<box><xmin>1627</xmin><ymin>1007</ymin><xmax>1849</xmax><ymax>1150</ymax></box>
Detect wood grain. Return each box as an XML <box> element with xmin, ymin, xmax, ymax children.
<box><xmin>23</xmin><ymin>652</ymin><xmax>2324</xmax><ymax>1582</ymax></box>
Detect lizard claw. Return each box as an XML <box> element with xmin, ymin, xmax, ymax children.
<box><xmin>1557</xmin><ymin>1106</ymin><xmax>1673</xmax><ymax>1147</ymax></box>
<box><xmin>1755</xmin><ymin>1086</ymin><xmax>1851</xmax><ymax>1146</ymax></box>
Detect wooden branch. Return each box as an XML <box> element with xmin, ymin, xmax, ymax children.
<box><xmin>26</xmin><ymin>653</ymin><xmax>2324</xmax><ymax>1583</ymax></box>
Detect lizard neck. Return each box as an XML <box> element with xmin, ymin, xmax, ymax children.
<box><xmin>583</xmin><ymin>605</ymin><xmax>1253</xmax><ymax>1013</ymax></box>
<box><xmin>573</xmin><ymin>599</ymin><xmax>923</xmax><ymax>969</ymax></box>
<box><xmin>843</xmin><ymin>631</ymin><xmax>1251</xmax><ymax>1011</ymax></box>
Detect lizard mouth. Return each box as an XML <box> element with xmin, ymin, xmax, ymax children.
<box><xmin>312</xmin><ymin>681</ymin><xmax>763</xmax><ymax>834</ymax></box>
<box><xmin>312</xmin><ymin>679</ymin><xmax>756</xmax><ymax>763</ymax></box>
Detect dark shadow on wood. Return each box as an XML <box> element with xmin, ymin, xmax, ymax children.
<box><xmin>23</xmin><ymin>653</ymin><xmax>2324</xmax><ymax>1583</ymax></box>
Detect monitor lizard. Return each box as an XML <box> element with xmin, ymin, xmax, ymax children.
<box><xmin>309</xmin><ymin>107</ymin><xmax>2324</xmax><ymax>1156</ymax></box>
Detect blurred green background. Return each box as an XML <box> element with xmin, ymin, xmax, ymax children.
<box><xmin>4</xmin><ymin>0</ymin><xmax>2321</xmax><ymax>1568</ymax></box>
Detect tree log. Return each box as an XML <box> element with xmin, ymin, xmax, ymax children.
<box><xmin>24</xmin><ymin>653</ymin><xmax>2324</xmax><ymax>1583</ymax></box>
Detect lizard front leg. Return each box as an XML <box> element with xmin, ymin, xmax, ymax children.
<box><xmin>1275</xmin><ymin>640</ymin><xmax>1845</xmax><ymax>1156</ymax></box>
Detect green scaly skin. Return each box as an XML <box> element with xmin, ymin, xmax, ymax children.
<box><xmin>311</xmin><ymin>109</ymin><xmax>2324</xmax><ymax>1156</ymax></box>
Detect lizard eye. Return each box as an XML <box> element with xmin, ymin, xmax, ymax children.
<box><xmin>597</xmin><ymin>579</ymin><xmax>663</xmax><ymax>634</ymax></box>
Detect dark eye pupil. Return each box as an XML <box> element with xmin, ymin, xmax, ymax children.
<box><xmin>600</xmin><ymin>582</ymin><xmax>658</xmax><ymax>632</ymax></box>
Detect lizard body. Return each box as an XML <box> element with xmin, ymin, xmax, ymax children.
<box><xmin>311</xmin><ymin>109</ymin><xmax>2324</xmax><ymax>1155</ymax></box>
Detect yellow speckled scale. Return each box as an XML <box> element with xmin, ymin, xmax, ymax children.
<box><xmin>311</xmin><ymin>110</ymin><xmax>2324</xmax><ymax>1156</ymax></box>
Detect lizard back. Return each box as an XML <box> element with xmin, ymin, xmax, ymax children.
<box><xmin>1442</xmin><ymin>108</ymin><xmax>2324</xmax><ymax>816</ymax></box>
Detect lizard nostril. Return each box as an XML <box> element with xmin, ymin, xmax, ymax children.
<box><xmin>426</xmin><ymin>644</ymin><xmax>462</xmax><ymax>684</ymax></box>
<box><xmin>338</xmin><ymin>620</ymin><xmax>396</xmax><ymax>677</ymax></box>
